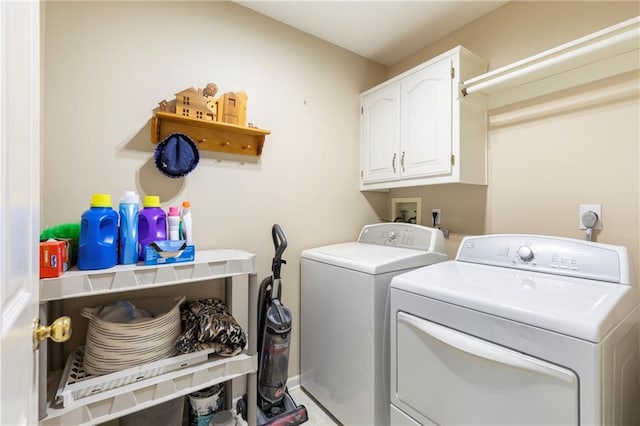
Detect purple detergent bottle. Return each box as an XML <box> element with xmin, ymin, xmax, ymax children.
<box><xmin>137</xmin><ymin>195</ymin><xmax>167</xmax><ymax>260</ymax></box>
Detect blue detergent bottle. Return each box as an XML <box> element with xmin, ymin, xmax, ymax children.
<box><xmin>118</xmin><ymin>190</ymin><xmax>140</xmax><ymax>264</ymax></box>
<box><xmin>138</xmin><ymin>195</ymin><xmax>167</xmax><ymax>260</ymax></box>
<box><xmin>78</xmin><ymin>193</ymin><xmax>118</xmax><ymax>270</ymax></box>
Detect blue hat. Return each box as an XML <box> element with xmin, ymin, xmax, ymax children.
<box><xmin>154</xmin><ymin>133</ymin><xmax>199</xmax><ymax>178</ymax></box>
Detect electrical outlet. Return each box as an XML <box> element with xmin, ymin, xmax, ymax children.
<box><xmin>579</xmin><ymin>204</ymin><xmax>602</xmax><ymax>230</ymax></box>
<box><xmin>431</xmin><ymin>209</ymin><xmax>441</xmax><ymax>226</ymax></box>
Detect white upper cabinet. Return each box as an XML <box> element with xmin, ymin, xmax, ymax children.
<box><xmin>360</xmin><ymin>46</ymin><xmax>488</xmax><ymax>191</ymax></box>
<box><xmin>361</xmin><ymin>83</ymin><xmax>400</xmax><ymax>183</ymax></box>
<box><xmin>400</xmin><ymin>58</ymin><xmax>452</xmax><ymax>178</ymax></box>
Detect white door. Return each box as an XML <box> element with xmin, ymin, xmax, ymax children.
<box><xmin>394</xmin><ymin>312</ymin><xmax>579</xmax><ymax>426</ymax></box>
<box><xmin>400</xmin><ymin>59</ymin><xmax>452</xmax><ymax>178</ymax></box>
<box><xmin>361</xmin><ymin>83</ymin><xmax>400</xmax><ymax>183</ymax></box>
<box><xmin>1</xmin><ymin>1</ymin><xmax>41</xmax><ymax>424</ymax></box>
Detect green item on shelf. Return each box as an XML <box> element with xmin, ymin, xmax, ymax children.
<box><xmin>40</xmin><ymin>222</ymin><xmax>81</xmax><ymax>264</ymax></box>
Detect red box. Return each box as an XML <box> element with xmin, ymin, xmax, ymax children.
<box><xmin>40</xmin><ymin>239</ymin><xmax>71</xmax><ymax>279</ymax></box>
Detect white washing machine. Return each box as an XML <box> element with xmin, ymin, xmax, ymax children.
<box><xmin>390</xmin><ymin>234</ymin><xmax>640</xmax><ymax>426</ymax></box>
<box><xmin>301</xmin><ymin>223</ymin><xmax>447</xmax><ymax>426</ymax></box>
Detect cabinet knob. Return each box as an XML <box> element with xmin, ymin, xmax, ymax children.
<box><xmin>401</xmin><ymin>151</ymin><xmax>405</xmax><ymax>172</ymax></box>
<box><xmin>392</xmin><ymin>153</ymin><xmax>397</xmax><ymax>173</ymax></box>
<box><xmin>33</xmin><ymin>316</ymin><xmax>72</xmax><ymax>350</ymax></box>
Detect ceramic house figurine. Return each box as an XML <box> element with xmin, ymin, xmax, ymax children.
<box><xmin>175</xmin><ymin>86</ymin><xmax>218</xmax><ymax>121</ymax></box>
<box><xmin>218</xmin><ymin>91</ymin><xmax>248</xmax><ymax>126</ymax></box>
<box><xmin>172</xmin><ymin>83</ymin><xmax>248</xmax><ymax>127</ymax></box>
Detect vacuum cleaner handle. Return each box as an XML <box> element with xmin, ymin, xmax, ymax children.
<box><xmin>271</xmin><ymin>224</ymin><xmax>287</xmax><ymax>280</ymax></box>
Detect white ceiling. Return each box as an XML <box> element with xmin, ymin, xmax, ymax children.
<box><xmin>236</xmin><ymin>1</ymin><xmax>509</xmax><ymax>66</ymax></box>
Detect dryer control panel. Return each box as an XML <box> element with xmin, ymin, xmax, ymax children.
<box><xmin>457</xmin><ymin>234</ymin><xmax>629</xmax><ymax>284</ymax></box>
<box><xmin>358</xmin><ymin>223</ymin><xmax>444</xmax><ymax>251</ymax></box>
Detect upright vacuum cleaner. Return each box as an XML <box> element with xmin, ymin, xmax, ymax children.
<box><xmin>237</xmin><ymin>224</ymin><xmax>308</xmax><ymax>426</ymax></box>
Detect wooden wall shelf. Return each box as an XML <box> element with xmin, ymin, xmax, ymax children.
<box><xmin>151</xmin><ymin>111</ymin><xmax>271</xmax><ymax>156</ymax></box>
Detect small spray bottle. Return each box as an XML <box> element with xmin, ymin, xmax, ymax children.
<box><xmin>181</xmin><ymin>201</ymin><xmax>193</xmax><ymax>245</ymax></box>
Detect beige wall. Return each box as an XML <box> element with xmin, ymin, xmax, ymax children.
<box><xmin>385</xmin><ymin>1</ymin><xmax>640</xmax><ymax>281</ymax></box>
<box><xmin>42</xmin><ymin>1</ymin><xmax>387</xmax><ymax>378</ymax></box>
<box><xmin>43</xmin><ymin>0</ymin><xmax>640</xmax><ymax>387</ymax></box>
<box><xmin>389</xmin><ymin>1</ymin><xmax>640</xmax><ymax>77</ymax></box>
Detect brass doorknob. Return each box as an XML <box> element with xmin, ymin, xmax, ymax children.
<box><xmin>33</xmin><ymin>316</ymin><xmax>72</xmax><ymax>350</ymax></box>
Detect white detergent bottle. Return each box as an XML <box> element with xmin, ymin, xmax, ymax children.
<box><xmin>181</xmin><ymin>201</ymin><xmax>193</xmax><ymax>246</ymax></box>
<box><xmin>168</xmin><ymin>206</ymin><xmax>180</xmax><ymax>241</ymax></box>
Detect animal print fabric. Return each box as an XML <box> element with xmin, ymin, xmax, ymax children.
<box><xmin>175</xmin><ymin>299</ymin><xmax>247</xmax><ymax>356</ymax></box>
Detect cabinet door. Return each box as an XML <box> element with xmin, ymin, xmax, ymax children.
<box><xmin>400</xmin><ymin>59</ymin><xmax>452</xmax><ymax>178</ymax></box>
<box><xmin>361</xmin><ymin>83</ymin><xmax>400</xmax><ymax>183</ymax></box>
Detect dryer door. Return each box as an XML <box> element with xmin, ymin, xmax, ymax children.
<box><xmin>394</xmin><ymin>312</ymin><xmax>579</xmax><ymax>425</ymax></box>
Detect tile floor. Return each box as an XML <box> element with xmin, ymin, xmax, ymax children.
<box><xmin>288</xmin><ymin>386</ymin><xmax>339</xmax><ymax>425</ymax></box>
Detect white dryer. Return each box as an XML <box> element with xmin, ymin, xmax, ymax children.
<box><xmin>390</xmin><ymin>234</ymin><xmax>640</xmax><ymax>426</ymax></box>
<box><xmin>301</xmin><ymin>223</ymin><xmax>447</xmax><ymax>426</ymax></box>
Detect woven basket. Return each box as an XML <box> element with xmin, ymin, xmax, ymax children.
<box><xmin>81</xmin><ymin>296</ymin><xmax>185</xmax><ymax>375</ymax></box>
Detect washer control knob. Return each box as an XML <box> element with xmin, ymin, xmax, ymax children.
<box><xmin>517</xmin><ymin>245</ymin><xmax>535</xmax><ymax>262</ymax></box>
<box><xmin>388</xmin><ymin>230</ymin><xmax>399</xmax><ymax>241</ymax></box>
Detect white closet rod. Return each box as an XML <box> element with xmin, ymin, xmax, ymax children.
<box><xmin>462</xmin><ymin>19</ymin><xmax>639</xmax><ymax>96</ymax></box>
<box><xmin>488</xmin><ymin>78</ymin><xmax>639</xmax><ymax>128</ymax></box>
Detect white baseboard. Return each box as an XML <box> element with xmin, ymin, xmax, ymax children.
<box><xmin>287</xmin><ymin>374</ymin><xmax>301</xmax><ymax>390</ymax></box>
<box><xmin>232</xmin><ymin>374</ymin><xmax>302</xmax><ymax>409</ymax></box>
